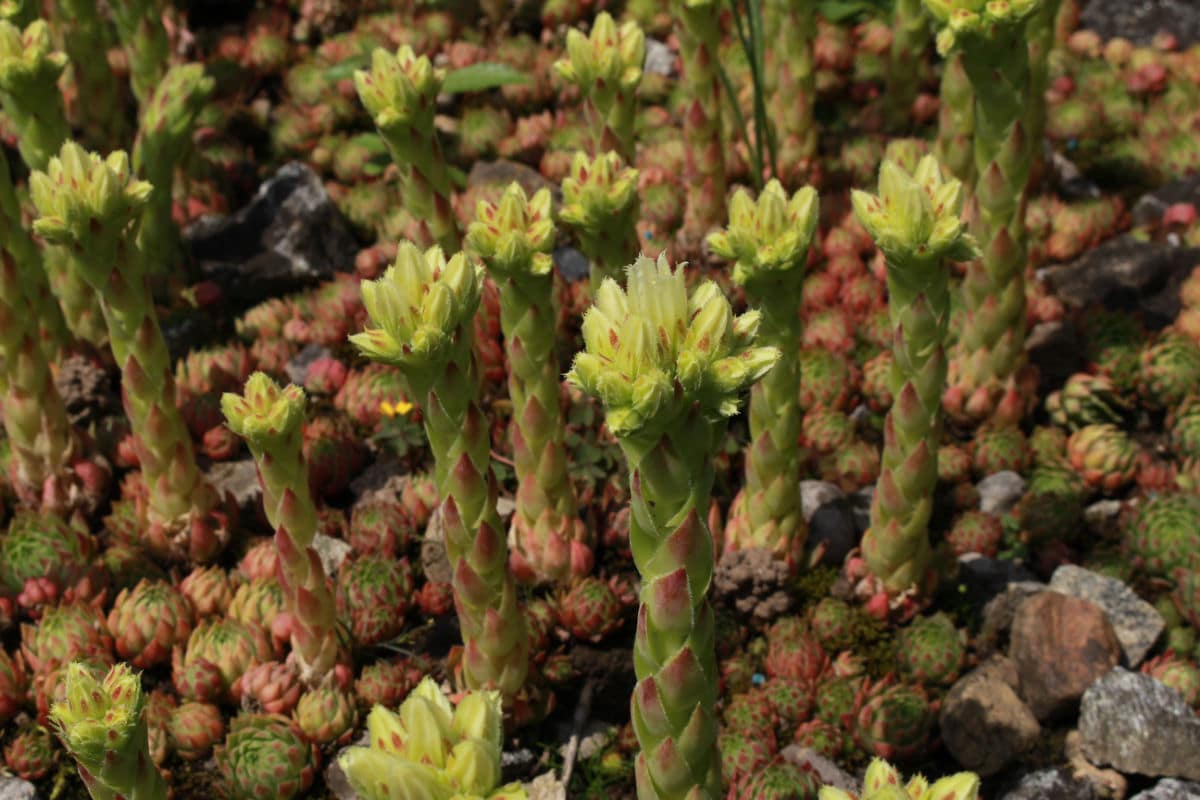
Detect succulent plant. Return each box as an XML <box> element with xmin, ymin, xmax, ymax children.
<box><xmin>1067</xmin><ymin>423</ymin><xmax>1139</xmax><ymax>493</ymax></box>
<box><xmin>179</xmin><ymin>565</ymin><xmax>236</xmax><ymax>618</ymax></box>
<box><xmin>822</xmin><ymin>439</ymin><xmax>882</xmax><ymax>493</ymax></box>
<box><xmin>21</xmin><ymin>602</ymin><xmax>113</xmax><ymax>675</ymax></box>
<box><xmin>1140</xmin><ymin>331</ymin><xmax>1200</xmax><ymax>411</ymax></box>
<box><xmin>723</xmin><ymin>690</ymin><xmax>778</xmax><ymax>746</ymax></box>
<box><xmin>719</xmin><ymin>731</ymin><xmax>774</xmax><ymax>784</ymax></box>
<box><xmin>144</xmin><ymin>688</ymin><xmax>176</xmax><ymax>767</ymax></box>
<box><xmin>557</xmin><ymin>576</ymin><xmax>624</xmax><ymax>643</ymax></box>
<box><xmin>765</xmin><ymin>623</ymin><xmax>829</xmax><ymax>684</ymax></box>
<box><xmin>1029</xmin><ymin>425</ymin><xmax>1070</xmax><ymax>466</ymax></box>
<box><xmin>810</xmin><ymin>598</ymin><xmax>859</xmax><ymax>653</ymax></box>
<box><xmin>819</xmin><ymin>757</ymin><xmax>981</xmax><ymax>800</ymax></box>
<box><xmin>294</xmin><ymin>686</ymin><xmax>358</xmax><ymax>745</ymax></box>
<box><xmin>972</xmin><ymin>425</ymin><xmax>1031</xmax><ymax>476</ymax></box>
<box><xmin>945</xmin><ymin>511</ymin><xmax>1004</xmax><ymax>558</ymax></box>
<box><xmin>673</xmin><ymin>0</ymin><xmax>726</xmax><ymax>240</ymax></box>
<box><xmin>348</xmin><ymin>498</ymin><xmax>415</xmax><ymax>558</ymax></box>
<box><xmin>51</xmin><ymin>662</ymin><xmax>167</xmax><ymax>800</ymax></box>
<box><xmin>761</xmin><ymin>677</ymin><xmax>816</xmax><ymax>733</ymax></box>
<box><xmin>1124</xmin><ymin>492</ymin><xmax>1200</xmax><ymax>580</ymax></box>
<box><xmin>354</xmin><ymin>657</ymin><xmax>428</xmax><ymax>711</ymax></box>
<box><xmin>0</xmin><ymin>648</ymin><xmax>29</xmax><ymax>724</ymax></box>
<box><xmin>339</xmin><ymin>677</ymin><xmax>525</xmax><ymax>800</ymax></box>
<box><xmin>107</xmin><ymin>579</ymin><xmax>196</xmax><ymax>669</ymax></box>
<box><xmin>175</xmin><ymin>618</ymin><xmax>273</xmax><ymax>703</ymax></box>
<box><xmin>1168</xmin><ymin>394</ymin><xmax>1200</xmax><ymax>459</ymax></box>
<box><xmin>851</xmin><ymin>677</ymin><xmax>934</xmax><ymax>761</ymax></box>
<box><xmin>558</xmin><ymin>150</ymin><xmax>640</xmax><ymax>292</ymax></box>
<box><xmin>227</xmin><ymin>579</ymin><xmax>288</xmax><ymax>646</ymax></box>
<box><xmin>215</xmin><ymin>713</ymin><xmax>317</xmax><ymax>800</ymax></box>
<box><xmin>729</xmin><ymin>758</ymin><xmax>822</xmax><ymax>800</ymax></box>
<box><xmin>168</xmin><ymin>701</ymin><xmax>226</xmax><ymax>761</ymax></box>
<box><xmin>4</xmin><ymin>724</ymin><xmax>56</xmax><ymax>780</ymax></box>
<box><xmin>1142</xmin><ymin>652</ymin><xmax>1200</xmax><ymax>708</ymax></box>
<box><xmin>1046</xmin><ymin>372</ymin><xmax>1131</xmax><ymax>431</ymax></box>
<box><xmin>897</xmin><ymin>613</ymin><xmax>965</xmax><ymax>686</ymax></box>
<box><xmin>802</xmin><ymin>407</ymin><xmax>855</xmax><ymax>454</ymax></box>
<box><xmin>1016</xmin><ymin>462</ymin><xmax>1086</xmax><ymax>545</ymax></box>
<box><xmin>0</xmin><ymin>511</ymin><xmax>96</xmax><ymax>597</ymax></box>
<box><xmin>335</xmin><ymin>555</ymin><xmax>414</xmax><ymax>648</ymax></box>
<box><xmin>302</xmin><ymin>414</ymin><xmax>369</xmax><ymax>501</ymax></box>
<box><xmin>237</xmin><ymin>661</ymin><xmax>303</xmax><ymax>716</ymax></box>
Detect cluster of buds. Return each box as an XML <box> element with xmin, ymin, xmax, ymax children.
<box><xmin>559</xmin><ymin>150</ymin><xmax>640</xmax><ymax>292</ymax></box>
<box><xmin>818</xmin><ymin>757</ymin><xmax>980</xmax><ymax>800</ymax></box>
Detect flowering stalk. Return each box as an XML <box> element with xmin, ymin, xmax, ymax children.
<box><xmin>568</xmin><ymin>255</ymin><xmax>778</xmax><ymax>799</ymax></box>
<box><xmin>819</xmin><ymin>757</ymin><xmax>980</xmax><ymax>800</ymax></box>
<box><xmin>108</xmin><ymin>0</ymin><xmax>170</xmax><ymax>107</ymax></box>
<box><xmin>559</xmin><ymin>150</ymin><xmax>640</xmax><ymax>293</ymax></box>
<box><xmin>132</xmin><ymin>63</ymin><xmax>213</xmax><ymax>277</ymax></box>
<box><xmin>708</xmin><ymin>180</ymin><xmax>818</xmax><ymax>560</ymax></box>
<box><xmin>50</xmin><ymin>662</ymin><xmax>167</xmax><ymax>800</ymax></box>
<box><xmin>934</xmin><ymin>52</ymin><xmax>975</xmax><ymax>187</ymax></box>
<box><xmin>553</xmin><ymin>12</ymin><xmax>644</xmax><ymax>163</ymax></box>
<box><xmin>356</xmin><ymin>46</ymin><xmax>460</xmax><ymax>253</ymax></box>
<box><xmin>221</xmin><ymin>374</ymin><xmax>340</xmax><ymax>687</ymax></box>
<box><xmin>886</xmin><ymin>0</ymin><xmax>932</xmax><ymax>130</ymax></box>
<box><xmin>1026</xmin><ymin>0</ymin><xmax>1061</xmax><ymax>184</ymax></box>
<box><xmin>928</xmin><ymin>0</ymin><xmax>1040</xmax><ymax>424</ymax></box>
<box><xmin>31</xmin><ymin>142</ymin><xmax>229</xmax><ymax>564</ymax></box>
<box><xmin>52</xmin><ymin>0</ymin><xmax>130</xmax><ymax>149</ymax></box>
<box><xmin>352</xmin><ymin>243</ymin><xmax>528</xmax><ymax>697</ymax></box>
<box><xmin>673</xmin><ymin>0</ymin><xmax>726</xmax><ymax>241</ymax></box>
<box><xmin>768</xmin><ymin>0</ymin><xmax>817</xmax><ymax>182</ymax></box>
<box><xmin>852</xmin><ymin>155</ymin><xmax>978</xmax><ymax>599</ymax></box>
<box><xmin>466</xmin><ymin>183</ymin><xmax>590</xmax><ymax>584</ymax></box>
<box><xmin>0</xmin><ymin>19</ymin><xmax>104</xmax><ymax>347</ymax></box>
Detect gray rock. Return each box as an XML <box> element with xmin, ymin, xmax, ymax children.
<box><xmin>1131</xmin><ymin>173</ymin><xmax>1200</xmax><ymax>227</ymax></box>
<box><xmin>1084</xmin><ymin>499</ymin><xmax>1124</xmax><ymax>539</ymax></box>
<box><xmin>185</xmin><ymin>162</ymin><xmax>358</xmax><ymax>311</ymax></box>
<box><xmin>1079</xmin><ymin>668</ymin><xmax>1200</xmax><ymax>780</ymax></box>
<box><xmin>1130</xmin><ymin>779</ymin><xmax>1200</xmax><ymax>800</ymax></box>
<box><xmin>1049</xmin><ymin>565</ymin><xmax>1165</xmax><ymax>666</ymax></box>
<box><xmin>978</xmin><ymin>471</ymin><xmax>1027</xmax><ymax>515</ymax></box>
<box><xmin>207</xmin><ymin>458</ymin><xmax>263</xmax><ymax>521</ymax></box>
<box><xmin>643</xmin><ymin>37</ymin><xmax>674</xmax><ymax>76</ymax></box>
<box><xmin>940</xmin><ymin>657</ymin><xmax>1041</xmax><ymax>776</ymax></box>
<box><xmin>1080</xmin><ymin>0</ymin><xmax>1200</xmax><ymax>46</ymax></box>
<box><xmin>780</xmin><ymin>745</ymin><xmax>858</xmax><ymax>793</ymax></box>
<box><xmin>162</xmin><ymin>309</ymin><xmax>222</xmax><ymax>364</ymax></box>
<box><xmin>348</xmin><ymin>455</ymin><xmax>408</xmax><ymax>502</ymax></box>
<box><xmin>848</xmin><ymin>487</ymin><xmax>873</xmax><ymax>534</ymax></box>
<box><xmin>525</xmin><ymin>772</ymin><xmax>567</xmax><ymax>800</ymax></box>
<box><xmin>553</xmin><ymin>246</ymin><xmax>590</xmax><ymax>284</ymax></box>
<box><xmin>1042</xmin><ymin>234</ymin><xmax>1200</xmax><ymax>330</ymax></box>
<box><xmin>962</xmin><ymin>556</ymin><xmax>1042</xmax><ymax>612</ymax></box>
<box><xmin>313</xmin><ymin>533</ymin><xmax>352</xmax><ymax>577</ymax></box>
<box><xmin>286</xmin><ymin>343</ymin><xmax>333</xmax><ymax>386</ymax></box>
<box><xmin>325</xmin><ymin>748</ymin><xmax>359</xmax><ymax>800</ymax></box>
<box><xmin>1049</xmin><ymin>149</ymin><xmax>1102</xmax><ymax>201</ymax></box>
<box><xmin>800</xmin><ymin>481</ymin><xmax>857</xmax><ymax>566</ymax></box>
<box><xmin>714</xmin><ymin>547</ymin><xmax>795</xmax><ymax>623</ymax></box>
<box><xmin>998</xmin><ymin>768</ymin><xmax>1099</xmax><ymax>800</ymax></box>
<box><xmin>0</xmin><ymin>778</ymin><xmax>35</xmax><ymax>800</ymax></box>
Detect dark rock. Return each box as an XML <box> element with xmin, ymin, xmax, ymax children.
<box><xmin>286</xmin><ymin>344</ymin><xmax>333</xmax><ymax>387</ymax></box>
<box><xmin>940</xmin><ymin>656</ymin><xmax>1041</xmax><ymax>776</ymax></box>
<box><xmin>961</xmin><ymin>556</ymin><xmax>1042</xmax><ymax>612</ymax></box>
<box><xmin>1130</xmin><ymin>779</ymin><xmax>1200</xmax><ymax>799</ymax></box>
<box><xmin>185</xmin><ymin>162</ymin><xmax>357</xmax><ymax>311</ymax></box>
<box><xmin>1026</xmin><ymin>321</ymin><xmax>1086</xmax><ymax>396</ymax></box>
<box><xmin>998</xmin><ymin>768</ymin><xmax>1099</xmax><ymax>800</ymax></box>
<box><xmin>1079</xmin><ymin>668</ymin><xmax>1200</xmax><ymax>780</ymax></box>
<box><xmin>847</xmin><ymin>487</ymin><xmax>873</xmax><ymax>536</ymax></box>
<box><xmin>1009</xmin><ymin>592</ymin><xmax>1122</xmax><ymax>720</ymax></box>
<box><xmin>977</xmin><ymin>471</ymin><xmax>1026</xmax><ymax>515</ymax></box>
<box><xmin>161</xmin><ymin>309</ymin><xmax>223</xmax><ymax>363</ymax></box>
<box><xmin>713</xmin><ymin>547</ymin><xmax>795</xmax><ymax>623</ymax></box>
<box><xmin>206</xmin><ymin>458</ymin><xmax>262</xmax><ymax>522</ymax></box>
<box><xmin>348</xmin><ymin>455</ymin><xmax>409</xmax><ymax>502</ymax></box>
<box><xmin>1080</xmin><ymin>0</ymin><xmax>1200</xmax><ymax>47</ymax></box>
<box><xmin>53</xmin><ymin>353</ymin><xmax>116</xmax><ymax>425</ymax></box>
<box><xmin>1042</xmin><ymin>234</ymin><xmax>1200</xmax><ymax>330</ymax></box>
<box><xmin>1050</xmin><ymin>150</ymin><xmax>1103</xmax><ymax>201</ymax></box>
<box><xmin>1131</xmin><ymin>173</ymin><xmax>1200</xmax><ymax>227</ymax></box>
<box><xmin>800</xmin><ymin>481</ymin><xmax>858</xmax><ymax>566</ymax></box>
<box><xmin>1049</xmin><ymin>565</ymin><xmax>1165</xmax><ymax>666</ymax></box>
<box><xmin>554</xmin><ymin>246</ymin><xmax>590</xmax><ymax>284</ymax></box>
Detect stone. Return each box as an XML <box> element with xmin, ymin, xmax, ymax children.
<box><xmin>998</xmin><ymin>768</ymin><xmax>1099</xmax><ymax>800</ymax></box>
<box><xmin>801</xmin><ymin>481</ymin><xmax>858</xmax><ymax>566</ymax></box>
<box><xmin>285</xmin><ymin>344</ymin><xmax>333</xmax><ymax>387</ymax></box>
<box><xmin>185</xmin><ymin>162</ymin><xmax>358</xmax><ymax>312</ymax></box>
<box><xmin>421</xmin><ymin>509</ymin><xmax>453</xmax><ymax>584</ymax></box>
<box><xmin>780</xmin><ymin>745</ymin><xmax>858</xmax><ymax>793</ymax></box>
<box><xmin>325</xmin><ymin>746</ymin><xmax>359</xmax><ymax>800</ymax></box>
<box><xmin>848</xmin><ymin>487</ymin><xmax>873</xmax><ymax>535</ymax></box>
<box><xmin>1084</xmin><ymin>500</ymin><xmax>1124</xmax><ymax>540</ymax></box>
<box><xmin>978</xmin><ymin>471</ymin><xmax>1027</xmax><ymax>515</ymax></box>
<box><xmin>207</xmin><ymin>458</ymin><xmax>262</xmax><ymax>521</ymax></box>
<box><xmin>1049</xmin><ymin>565</ymin><xmax>1165</xmax><ymax>666</ymax></box>
<box><xmin>1130</xmin><ymin>779</ymin><xmax>1200</xmax><ymax>800</ymax></box>
<box><xmin>714</xmin><ymin>547</ymin><xmax>795</xmax><ymax>623</ymax></box>
<box><xmin>467</xmin><ymin>159</ymin><xmax>557</xmax><ymax>200</ymax></box>
<box><xmin>526</xmin><ymin>772</ymin><xmax>567</xmax><ymax>800</ymax></box>
<box><xmin>1131</xmin><ymin>174</ymin><xmax>1200</xmax><ymax>227</ymax></box>
<box><xmin>940</xmin><ymin>657</ymin><xmax>1041</xmax><ymax>776</ymax></box>
<box><xmin>313</xmin><ymin>533</ymin><xmax>352</xmax><ymax>578</ymax></box>
<box><xmin>553</xmin><ymin>246</ymin><xmax>589</xmax><ymax>283</ymax></box>
<box><xmin>0</xmin><ymin>778</ymin><xmax>35</xmax><ymax>800</ymax></box>
<box><xmin>53</xmin><ymin>353</ymin><xmax>116</xmax><ymax>425</ymax></box>
<box><xmin>1009</xmin><ymin>592</ymin><xmax>1122</xmax><ymax>720</ymax></box>
<box><xmin>962</xmin><ymin>557</ymin><xmax>1042</xmax><ymax>618</ymax></box>
<box><xmin>1080</xmin><ymin>0</ymin><xmax>1200</xmax><ymax>47</ymax></box>
<box><xmin>1026</xmin><ymin>321</ymin><xmax>1086</xmax><ymax>397</ymax></box>
<box><xmin>1079</xmin><ymin>668</ymin><xmax>1200</xmax><ymax>781</ymax></box>
<box><xmin>643</xmin><ymin>37</ymin><xmax>674</xmax><ymax>76</ymax></box>
<box><xmin>1065</xmin><ymin>730</ymin><xmax>1129</xmax><ymax>800</ymax></box>
<box><xmin>1042</xmin><ymin>234</ymin><xmax>1200</xmax><ymax>330</ymax></box>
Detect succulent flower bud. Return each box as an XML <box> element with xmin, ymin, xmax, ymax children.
<box><xmin>354</xmin><ymin>45</ymin><xmax>443</xmax><ymax>139</ymax></box>
<box><xmin>465</xmin><ymin>183</ymin><xmax>555</xmax><ymax>279</ymax></box>
<box><xmin>221</xmin><ymin>372</ymin><xmax>307</xmax><ymax>451</ymax></box>
<box><xmin>707</xmin><ymin>181</ymin><xmax>819</xmax><ymax>287</ymax></box>
<box><xmin>553</xmin><ymin>12</ymin><xmax>645</xmax><ymax>98</ymax></box>
<box><xmin>559</xmin><ymin>151</ymin><xmax>639</xmax><ymax>233</ymax></box>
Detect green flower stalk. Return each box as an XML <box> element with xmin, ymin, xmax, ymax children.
<box><xmin>559</xmin><ymin>150</ymin><xmax>640</xmax><ymax>293</ymax></box>
<box><xmin>0</xmin><ymin>19</ymin><xmax>105</xmax><ymax>346</ymax></box>
<box><xmin>108</xmin><ymin>0</ymin><xmax>170</xmax><ymax>107</ymax></box>
<box><xmin>553</xmin><ymin>12</ymin><xmax>645</xmax><ymax>162</ymax></box>
<box><xmin>52</xmin><ymin>0</ymin><xmax>129</xmax><ymax>149</ymax></box>
<box><xmin>351</xmin><ymin>243</ymin><xmax>528</xmax><ymax>697</ymax></box>
<box><xmin>567</xmin><ymin>254</ymin><xmax>778</xmax><ymax>799</ymax></box>
<box><xmin>50</xmin><ymin>662</ymin><xmax>168</xmax><ymax>800</ymax></box>
<box><xmin>339</xmin><ymin>677</ymin><xmax>527</xmax><ymax>800</ymax></box>
<box><xmin>1026</xmin><ymin>0</ymin><xmax>1061</xmax><ymax>183</ymax></box>
<box><xmin>819</xmin><ymin>757</ymin><xmax>980</xmax><ymax>800</ymax></box>
<box><xmin>221</xmin><ymin>374</ymin><xmax>339</xmax><ymax>688</ymax></box>
<box><xmin>132</xmin><ymin>63</ymin><xmax>215</xmax><ymax>277</ymax></box>
<box><xmin>886</xmin><ymin>0</ymin><xmax>932</xmax><ymax>131</ymax></box>
<box><xmin>927</xmin><ymin>0</ymin><xmax>1041</xmax><ymax>425</ymax></box>
<box><xmin>852</xmin><ymin>155</ymin><xmax>978</xmax><ymax>599</ymax></box>
<box><xmin>31</xmin><ymin>142</ymin><xmax>228</xmax><ymax>564</ymax></box>
<box><xmin>934</xmin><ymin>52</ymin><xmax>975</xmax><ymax>186</ymax></box>
<box><xmin>673</xmin><ymin>0</ymin><xmax>726</xmax><ymax>242</ymax></box>
<box><xmin>466</xmin><ymin>183</ymin><xmax>590</xmax><ymax>585</ymax></box>
<box><xmin>768</xmin><ymin>0</ymin><xmax>817</xmax><ymax>181</ymax></box>
<box><xmin>355</xmin><ymin>45</ymin><xmax>460</xmax><ymax>253</ymax></box>
<box><xmin>707</xmin><ymin>180</ymin><xmax>819</xmax><ymax>560</ymax></box>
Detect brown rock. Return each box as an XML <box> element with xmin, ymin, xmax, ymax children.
<box><xmin>940</xmin><ymin>656</ymin><xmax>1041</xmax><ymax>776</ymax></box>
<box><xmin>1009</xmin><ymin>592</ymin><xmax>1122</xmax><ymax>721</ymax></box>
